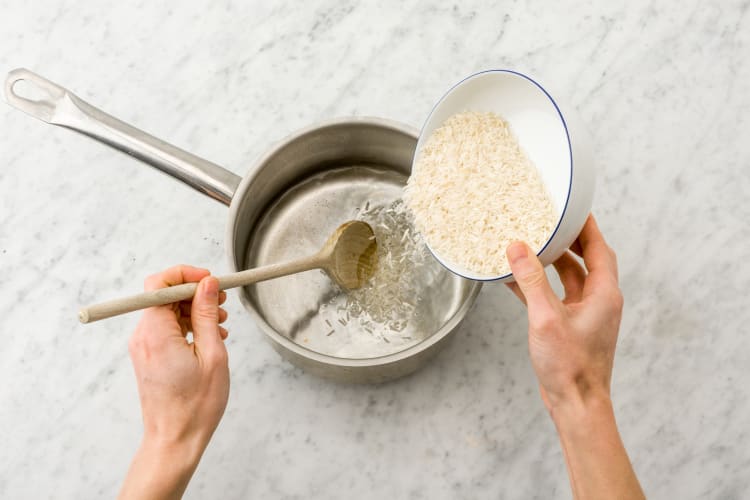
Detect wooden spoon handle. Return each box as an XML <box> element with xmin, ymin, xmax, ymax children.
<box><xmin>79</xmin><ymin>254</ymin><xmax>323</xmax><ymax>324</ymax></box>
<box><xmin>78</xmin><ymin>282</ymin><xmax>200</xmax><ymax>324</ymax></box>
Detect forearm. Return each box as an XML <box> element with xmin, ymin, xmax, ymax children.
<box><xmin>118</xmin><ymin>437</ymin><xmax>204</xmax><ymax>500</ymax></box>
<box><xmin>551</xmin><ymin>393</ymin><xmax>644</xmax><ymax>500</ymax></box>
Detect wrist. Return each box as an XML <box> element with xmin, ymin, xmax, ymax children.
<box><xmin>545</xmin><ymin>390</ymin><xmax>645</xmax><ymax>499</ymax></box>
<box><xmin>549</xmin><ymin>389</ymin><xmax>616</xmax><ymax>438</ymax></box>
<box><xmin>137</xmin><ymin>434</ymin><xmax>205</xmax><ymax>492</ymax></box>
<box><xmin>140</xmin><ymin>431</ymin><xmax>206</xmax><ymax>472</ymax></box>
<box><xmin>119</xmin><ymin>435</ymin><xmax>206</xmax><ymax>500</ymax></box>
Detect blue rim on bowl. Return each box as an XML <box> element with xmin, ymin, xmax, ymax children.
<box><xmin>415</xmin><ymin>69</ymin><xmax>574</xmax><ymax>282</ymax></box>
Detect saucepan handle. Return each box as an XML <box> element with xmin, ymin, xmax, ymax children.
<box><xmin>4</xmin><ymin>68</ymin><xmax>241</xmax><ymax>205</ymax></box>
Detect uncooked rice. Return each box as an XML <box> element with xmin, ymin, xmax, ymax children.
<box><xmin>340</xmin><ymin>198</ymin><xmax>432</xmax><ymax>337</ymax></box>
<box><xmin>404</xmin><ymin>111</ymin><xmax>557</xmax><ymax>277</ymax></box>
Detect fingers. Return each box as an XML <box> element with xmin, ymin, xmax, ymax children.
<box><xmin>178</xmin><ymin>302</ymin><xmax>228</xmax><ymax>323</ymax></box>
<box><xmin>144</xmin><ymin>265</ymin><xmax>210</xmax><ymax>291</ymax></box>
<box><xmin>505</xmin><ymin>282</ymin><xmax>527</xmax><ymax>306</ymax></box>
<box><xmin>506</xmin><ymin>242</ymin><xmax>559</xmax><ymax>316</ymax></box>
<box><xmin>552</xmin><ymin>251</ymin><xmax>586</xmax><ymax>302</ymax></box>
<box><xmin>140</xmin><ymin>266</ymin><xmax>213</xmax><ymax>338</ymax></box>
<box><xmin>137</xmin><ymin>266</ymin><xmax>230</xmax><ymax>353</ymax></box>
<box><xmin>578</xmin><ymin>215</ymin><xmax>620</xmax><ymax>298</ymax></box>
<box><xmin>579</xmin><ymin>216</ymin><xmax>617</xmax><ymax>276</ymax></box>
<box><xmin>569</xmin><ymin>239</ymin><xmax>583</xmax><ymax>259</ymax></box>
<box><xmin>190</xmin><ymin>276</ymin><xmax>228</xmax><ymax>363</ymax></box>
<box><xmin>178</xmin><ymin>313</ymin><xmax>228</xmax><ymax>337</ymax></box>
<box><xmin>178</xmin><ymin>316</ymin><xmax>192</xmax><ymax>336</ymax></box>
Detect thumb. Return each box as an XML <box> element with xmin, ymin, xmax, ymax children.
<box><xmin>506</xmin><ymin>242</ymin><xmax>558</xmax><ymax>314</ymax></box>
<box><xmin>191</xmin><ymin>276</ymin><xmax>222</xmax><ymax>349</ymax></box>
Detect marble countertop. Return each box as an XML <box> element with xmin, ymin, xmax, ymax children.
<box><xmin>1</xmin><ymin>1</ymin><xmax>748</xmax><ymax>498</ymax></box>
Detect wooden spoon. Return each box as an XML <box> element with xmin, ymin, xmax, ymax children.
<box><xmin>79</xmin><ymin>220</ymin><xmax>378</xmax><ymax>324</ymax></box>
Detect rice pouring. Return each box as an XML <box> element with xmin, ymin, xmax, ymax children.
<box><xmin>404</xmin><ymin>111</ymin><xmax>557</xmax><ymax>278</ymax></box>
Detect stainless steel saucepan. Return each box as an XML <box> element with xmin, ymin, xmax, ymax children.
<box><xmin>4</xmin><ymin>68</ymin><xmax>481</xmax><ymax>383</ymax></box>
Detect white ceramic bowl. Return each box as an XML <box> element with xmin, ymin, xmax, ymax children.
<box><xmin>413</xmin><ymin>69</ymin><xmax>595</xmax><ymax>281</ymax></box>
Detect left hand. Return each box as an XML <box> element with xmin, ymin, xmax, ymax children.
<box><xmin>119</xmin><ymin>265</ymin><xmax>230</xmax><ymax>500</ymax></box>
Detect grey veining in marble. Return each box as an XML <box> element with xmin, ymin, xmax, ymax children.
<box><xmin>1</xmin><ymin>1</ymin><xmax>749</xmax><ymax>498</ymax></box>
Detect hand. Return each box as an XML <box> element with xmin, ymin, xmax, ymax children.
<box><xmin>506</xmin><ymin>215</ymin><xmax>644</xmax><ymax>499</ymax></box>
<box><xmin>119</xmin><ymin>265</ymin><xmax>230</xmax><ymax>500</ymax></box>
<box><xmin>506</xmin><ymin>215</ymin><xmax>622</xmax><ymax>413</ymax></box>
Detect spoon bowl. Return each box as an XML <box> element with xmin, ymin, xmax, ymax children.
<box><xmin>319</xmin><ymin>220</ymin><xmax>378</xmax><ymax>290</ymax></box>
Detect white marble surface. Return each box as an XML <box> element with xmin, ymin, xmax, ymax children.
<box><xmin>1</xmin><ymin>1</ymin><xmax>749</xmax><ymax>498</ymax></box>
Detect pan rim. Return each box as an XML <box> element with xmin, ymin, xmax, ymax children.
<box><xmin>225</xmin><ymin>116</ymin><xmax>482</xmax><ymax>368</ymax></box>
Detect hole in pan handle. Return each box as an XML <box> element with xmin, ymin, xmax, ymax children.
<box><xmin>4</xmin><ymin>68</ymin><xmax>66</xmax><ymax>122</ymax></box>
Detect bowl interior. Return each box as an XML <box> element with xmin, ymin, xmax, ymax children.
<box><xmin>415</xmin><ymin>70</ymin><xmax>573</xmax><ymax>280</ymax></box>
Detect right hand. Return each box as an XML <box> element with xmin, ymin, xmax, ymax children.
<box><xmin>505</xmin><ymin>215</ymin><xmax>623</xmax><ymax>414</ymax></box>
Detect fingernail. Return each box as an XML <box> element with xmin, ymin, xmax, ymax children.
<box><xmin>202</xmin><ymin>277</ymin><xmax>219</xmax><ymax>298</ymax></box>
<box><xmin>507</xmin><ymin>242</ymin><xmax>528</xmax><ymax>265</ymax></box>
